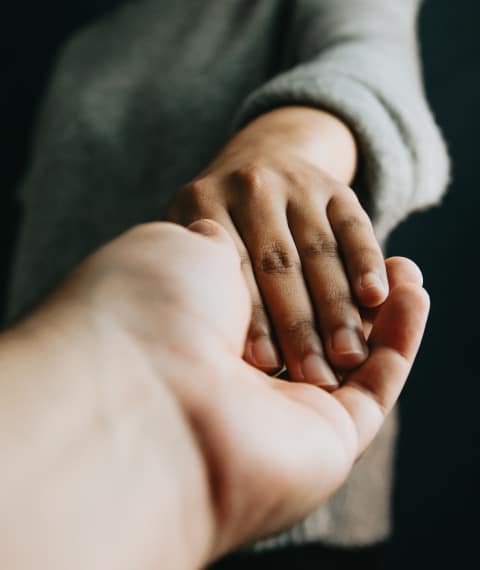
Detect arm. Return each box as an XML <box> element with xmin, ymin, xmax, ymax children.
<box><xmin>0</xmin><ymin>282</ymin><xmax>215</xmax><ymax>570</ymax></box>
<box><xmin>232</xmin><ymin>0</ymin><xmax>450</xmax><ymax>241</ymax></box>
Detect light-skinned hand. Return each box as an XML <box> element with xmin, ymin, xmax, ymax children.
<box><xmin>0</xmin><ymin>220</ymin><xmax>428</xmax><ymax>569</ymax></box>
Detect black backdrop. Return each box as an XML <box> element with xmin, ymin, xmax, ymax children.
<box><xmin>3</xmin><ymin>1</ymin><xmax>479</xmax><ymax>567</ymax></box>
<box><xmin>387</xmin><ymin>1</ymin><xmax>480</xmax><ymax>566</ymax></box>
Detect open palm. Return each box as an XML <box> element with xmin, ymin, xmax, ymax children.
<box><xmin>79</xmin><ymin>220</ymin><xmax>428</xmax><ymax>562</ymax></box>
<box><xmin>158</xmin><ymin>222</ymin><xmax>429</xmax><ymax>559</ymax></box>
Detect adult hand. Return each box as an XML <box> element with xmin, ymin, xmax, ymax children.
<box><xmin>0</xmin><ymin>220</ymin><xmax>429</xmax><ymax>569</ymax></box>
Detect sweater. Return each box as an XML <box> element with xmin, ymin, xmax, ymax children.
<box><xmin>6</xmin><ymin>0</ymin><xmax>449</xmax><ymax>550</ymax></box>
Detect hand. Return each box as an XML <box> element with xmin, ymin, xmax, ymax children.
<box><xmin>0</xmin><ymin>220</ymin><xmax>428</xmax><ymax>569</ymax></box>
<box><xmin>83</xmin><ymin>221</ymin><xmax>428</xmax><ymax>561</ymax></box>
<box><xmin>0</xmin><ymin>220</ymin><xmax>252</xmax><ymax>570</ymax></box>
<box><xmin>166</xmin><ymin>106</ymin><xmax>388</xmax><ymax>389</ymax></box>
<box><xmin>161</xmin><ymin>227</ymin><xmax>426</xmax><ymax>559</ymax></box>
<box><xmin>57</xmin><ymin>221</ymin><xmax>428</xmax><ymax>561</ymax></box>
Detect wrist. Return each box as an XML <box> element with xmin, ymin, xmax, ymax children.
<box><xmin>238</xmin><ymin>105</ymin><xmax>358</xmax><ymax>185</ymax></box>
<box><xmin>0</xmin><ymin>297</ymin><xmax>216</xmax><ymax>569</ymax></box>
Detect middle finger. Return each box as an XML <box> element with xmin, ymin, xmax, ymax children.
<box><xmin>288</xmin><ymin>200</ymin><xmax>369</xmax><ymax>372</ymax></box>
<box><xmin>231</xmin><ymin>197</ymin><xmax>338</xmax><ymax>389</ymax></box>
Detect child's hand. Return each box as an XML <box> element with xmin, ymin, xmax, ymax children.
<box><xmin>166</xmin><ymin>107</ymin><xmax>388</xmax><ymax>389</ymax></box>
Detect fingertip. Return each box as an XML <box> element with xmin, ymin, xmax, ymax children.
<box><xmin>422</xmin><ymin>286</ymin><xmax>431</xmax><ymax>307</ymax></box>
<box><xmin>357</xmin><ymin>272</ymin><xmax>389</xmax><ymax>308</ymax></box>
<box><xmin>188</xmin><ymin>219</ymin><xmax>240</xmax><ymax>266</ymax></box>
<box><xmin>371</xmin><ymin>282</ymin><xmax>431</xmax><ymax>357</ymax></box>
<box><xmin>246</xmin><ymin>337</ymin><xmax>282</xmax><ymax>371</ymax></box>
<box><xmin>391</xmin><ymin>282</ymin><xmax>430</xmax><ymax>314</ymax></box>
<box><xmin>329</xmin><ymin>327</ymin><xmax>369</xmax><ymax>371</ymax></box>
<box><xmin>301</xmin><ymin>353</ymin><xmax>340</xmax><ymax>390</ymax></box>
<box><xmin>188</xmin><ymin>218</ymin><xmax>227</xmax><ymax>238</ymax></box>
<box><xmin>412</xmin><ymin>285</ymin><xmax>431</xmax><ymax>319</ymax></box>
<box><xmin>329</xmin><ymin>350</ymin><xmax>369</xmax><ymax>373</ymax></box>
<box><xmin>385</xmin><ymin>257</ymin><xmax>424</xmax><ymax>287</ymax></box>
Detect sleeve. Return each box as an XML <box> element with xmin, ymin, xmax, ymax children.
<box><xmin>231</xmin><ymin>0</ymin><xmax>450</xmax><ymax>243</ymax></box>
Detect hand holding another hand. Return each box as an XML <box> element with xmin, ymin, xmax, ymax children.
<box><xmin>166</xmin><ymin>106</ymin><xmax>389</xmax><ymax>389</ymax></box>
<box><xmin>0</xmin><ymin>219</ymin><xmax>428</xmax><ymax>568</ymax></box>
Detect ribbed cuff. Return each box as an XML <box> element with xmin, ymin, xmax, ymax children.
<box><xmin>231</xmin><ymin>64</ymin><xmax>449</xmax><ymax>243</ymax></box>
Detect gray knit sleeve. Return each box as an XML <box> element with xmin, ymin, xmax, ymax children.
<box><xmin>232</xmin><ymin>0</ymin><xmax>450</xmax><ymax>242</ymax></box>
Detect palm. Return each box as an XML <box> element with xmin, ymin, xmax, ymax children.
<box><xmin>194</xmin><ymin>255</ymin><xmax>429</xmax><ymax>556</ymax></box>
<box><xmin>119</xmin><ymin>224</ymin><xmax>428</xmax><ymax>558</ymax></box>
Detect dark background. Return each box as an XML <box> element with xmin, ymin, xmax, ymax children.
<box><xmin>388</xmin><ymin>1</ymin><xmax>479</xmax><ymax>566</ymax></box>
<box><xmin>3</xmin><ymin>1</ymin><xmax>478</xmax><ymax>568</ymax></box>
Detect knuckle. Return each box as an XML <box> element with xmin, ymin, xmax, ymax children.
<box><xmin>340</xmin><ymin>185</ymin><xmax>361</xmax><ymax>202</ymax></box>
<box><xmin>336</xmin><ymin>215</ymin><xmax>365</xmax><ymax>234</ymax></box>
<box><xmin>328</xmin><ymin>187</ymin><xmax>360</xmax><ymax>210</ymax></box>
<box><xmin>323</xmin><ymin>287</ymin><xmax>353</xmax><ymax>311</ymax></box>
<box><xmin>282</xmin><ymin>167</ymin><xmax>306</xmax><ymax>189</ymax></box>
<box><xmin>284</xmin><ymin>317</ymin><xmax>314</xmax><ymax>339</ymax></box>
<box><xmin>181</xmin><ymin>179</ymin><xmax>211</xmax><ymax>205</ymax></box>
<box><xmin>257</xmin><ymin>241</ymin><xmax>302</xmax><ymax>275</ymax></box>
<box><xmin>231</xmin><ymin>164</ymin><xmax>271</xmax><ymax>198</ymax></box>
<box><xmin>176</xmin><ymin>179</ymin><xmax>214</xmax><ymax>223</ymax></box>
<box><xmin>281</xmin><ymin>317</ymin><xmax>318</xmax><ymax>353</ymax></box>
<box><xmin>322</xmin><ymin>177</ymin><xmax>348</xmax><ymax>198</ymax></box>
<box><xmin>300</xmin><ymin>232</ymin><xmax>338</xmax><ymax>260</ymax></box>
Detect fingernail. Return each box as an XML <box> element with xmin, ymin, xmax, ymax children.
<box><xmin>251</xmin><ymin>337</ymin><xmax>281</xmax><ymax>369</ymax></box>
<box><xmin>332</xmin><ymin>328</ymin><xmax>366</xmax><ymax>356</ymax></box>
<box><xmin>302</xmin><ymin>354</ymin><xmax>339</xmax><ymax>389</ymax></box>
<box><xmin>188</xmin><ymin>219</ymin><xmax>218</xmax><ymax>236</ymax></box>
<box><xmin>360</xmin><ymin>272</ymin><xmax>387</xmax><ymax>295</ymax></box>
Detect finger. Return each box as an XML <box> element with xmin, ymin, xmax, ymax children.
<box><xmin>385</xmin><ymin>256</ymin><xmax>424</xmax><ymax>288</ymax></box>
<box><xmin>361</xmin><ymin>256</ymin><xmax>425</xmax><ymax>337</ymax></box>
<box><xmin>334</xmin><ymin>282</ymin><xmax>430</xmax><ymax>453</ymax></box>
<box><xmin>196</xmin><ymin>215</ymin><xmax>282</xmax><ymax>373</ymax></box>
<box><xmin>242</xmin><ymin>266</ymin><xmax>284</xmax><ymax>374</ymax></box>
<box><xmin>188</xmin><ymin>218</ymin><xmax>238</xmax><ymax>251</ymax></box>
<box><xmin>239</xmin><ymin>254</ymin><xmax>283</xmax><ymax>374</ymax></box>
<box><xmin>288</xmin><ymin>204</ymin><xmax>369</xmax><ymax>373</ymax></box>
<box><xmin>327</xmin><ymin>191</ymin><xmax>388</xmax><ymax>308</ymax></box>
<box><xmin>232</xmin><ymin>197</ymin><xmax>339</xmax><ymax>389</ymax></box>
<box><xmin>188</xmin><ymin>218</ymin><xmax>230</xmax><ymax>239</ymax></box>
<box><xmin>172</xmin><ymin>178</ymin><xmax>282</xmax><ymax>371</ymax></box>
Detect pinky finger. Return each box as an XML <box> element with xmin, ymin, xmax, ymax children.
<box><xmin>328</xmin><ymin>191</ymin><xmax>388</xmax><ymax>308</ymax></box>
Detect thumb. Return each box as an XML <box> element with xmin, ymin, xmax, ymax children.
<box><xmin>187</xmin><ymin>218</ymin><xmax>251</xmax><ymax>355</ymax></box>
<box><xmin>188</xmin><ymin>218</ymin><xmax>241</xmax><ymax>279</ymax></box>
<box><xmin>188</xmin><ymin>219</ymin><xmax>232</xmax><ymax>242</ymax></box>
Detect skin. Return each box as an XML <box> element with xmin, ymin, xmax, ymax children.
<box><xmin>0</xmin><ymin>220</ymin><xmax>429</xmax><ymax>569</ymax></box>
<box><xmin>166</xmin><ymin>106</ymin><xmax>389</xmax><ymax>389</ymax></box>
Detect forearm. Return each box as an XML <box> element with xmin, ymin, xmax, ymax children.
<box><xmin>0</xmin><ymin>300</ymin><xmax>214</xmax><ymax>570</ymax></box>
